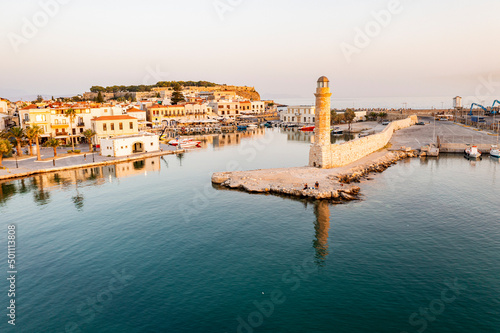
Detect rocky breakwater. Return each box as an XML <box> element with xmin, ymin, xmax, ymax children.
<box><xmin>211</xmin><ymin>167</ymin><xmax>361</xmax><ymax>202</ymax></box>
<box><xmin>336</xmin><ymin>150</ymin><xmax>418</xmax><ymax>184</ymax></box>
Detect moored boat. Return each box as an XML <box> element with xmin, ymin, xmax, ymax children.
<box><xmin>237</xmin><ymin>125</ymin><xmax>248</xmax><ymax>130</ymax></box>
<box><xmin>464</xmin><ymin>145</ymin><xmax>481</xmax><ymax>159</ymax></box>
<box><xmin>331</xmin><ymin>126</ymin><xmax>342</xmax><ymax>134</ymax></box>
<box><xmin>490</xmin><ymin>145</ymin><xmax>500</xmax><ymax>158</ymax></box>
<box><xmin>169</xmin><ymin>138</ymin><xmax>201</xmax><ymax>147</ymax></box>
<box><xmin>300</xmin><ymin>126</ymin><xmax>315</xmax><ymax>132</ymax></box>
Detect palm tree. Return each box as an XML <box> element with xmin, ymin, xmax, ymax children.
<box><xmin>65</xmin><ymin>108</ymin><xmax>77</xmax><ymax>151</ymax></box>
<box><xmin>0</xmin><ymin>138</ymin><xmax>13</xmax><ymax>167</ymax></box>
<box><xmin>378</xmin><ymin>112</ymin><xmax>387</xmax><ymax>121</ymax></box>
<box><xmin>8</xmin><ymin>127</ymin><xmax>24</xmax><ymax>157</ymax></box>
<box><xmin>83</xmin><ymin>129</ymin><xmax>96</xmax><ymax>152</ymax></box>
<box><xmin>28</xmin><ymin>125</ymin><xmax>44</xmax><ymax>161</ymax></box>
<box><xmin>25</xmin><ymin>125</ymin><xmax>44</xmax><ymax>157</ymax></box>
<box><xmin>44</xmin><ymin>138</ymin><xmax>60</xmax><ymax>157</ymax></box>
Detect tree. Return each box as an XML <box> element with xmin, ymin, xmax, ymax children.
<box><xmin>36</xmin><ymin>95</ymin><xmax>43</xmax><ymax>103</ymax></box>
<box><xmin>26</xmin><ymin>125</ymin><xmax>44</xmax><ymax>161</ymax></box>
<box><xmin>96</xmin><ymin>91</ymin><xmax>104</xmax><ymax>103</ymax></box>
<box><xmin>83</xmin><ymin>129</ymin><xmax>96</xmax><ymax>152</ymax></box>
<box><xmin>334</xmin><ymin>113</ymin><xmax>344</xmax><ymax>124</ymax></box>
<box><xmin>330</xmin><ymin>110</ymin><xmax>338</xmax><ymax>125</ymax></box>
<box><xmin>44</xmin><ymin>138</ymin><xmax>60</xmax><ymax>157</ymax></box>
<box><xmin>368</xmin><ymin>112</ymin><xmax>378</xmax><ymax>121</ymax></box>
<box><xmin>344</xmin><ymin>109</ymin><xmax>356</xmax><ymax>132</ymax></box>
<box><xmin>25</xmin><ymin>126</ymin><xmax>37</xmax><ymax>156</ymax></box>
<box><xmin>65</xmin><ymin>108</ymin><xmax>77</xmax><ymax>151</ymax></box>
<box><xmin>171</xmin><ymin>83</ymin><xmax>185</xmax><ymax>105</ymax></box>
<box><xmin>8</xmin><ymin>127</ymin><xmax>24</xmax><ymax>157</ymax></box>
<box><xmin>378</xmin><ymin>112</ymin><xmax>387</xmax><ymax>121</ymax></box>
<box><xmin>0</xmin><ymin>138</ymin><xmax>12</xmax><ymax>167</ymax></box>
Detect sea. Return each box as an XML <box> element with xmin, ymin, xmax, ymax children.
<box><xmin>0</xmin><ymin>128</ymin><xmax>499</xmax><ymax>333</ymax></box>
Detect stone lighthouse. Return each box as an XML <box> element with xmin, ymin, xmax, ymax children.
<box><xmin>309</xmin><ymin>76</ymin><xmax>332</xmax><ymax>168</ymax></box>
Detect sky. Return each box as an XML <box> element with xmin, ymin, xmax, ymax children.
<box><xmin>1</xmin><ymin>0</ymin><xmax>500</xmax><ymax>105</ymax></box>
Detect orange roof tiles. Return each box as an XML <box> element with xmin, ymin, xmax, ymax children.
<box><xmin>92</xmin><ymin>115</ymin><xmax>137</xmax><ymax>121</ymax></box>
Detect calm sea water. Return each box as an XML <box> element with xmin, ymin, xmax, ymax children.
<box><xmin>1</xmin><ymin>129</ymin><xmax>499</xmax><ymax>333</ymax></box>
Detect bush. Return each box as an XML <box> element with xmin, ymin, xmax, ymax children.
<box><xmin>67</xmin><ymin>150</ymin><xmax>73</xmax><ymax>153</ymax></box>
<box><xmin>74</xmin><ymin>149</ymin><xmax>81</xmax><ymax>153</ymax></box>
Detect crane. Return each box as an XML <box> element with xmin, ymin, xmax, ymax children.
<box><xmin>469</xmin><ymin>103</ymin><xmax>489</xmax><ymax>116</ymax></box>
<box><xmin>491</xmin><ymin>100</ymin><xmax>500</xmax><ymax>115</ymax></box>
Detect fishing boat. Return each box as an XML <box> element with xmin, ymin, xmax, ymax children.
<box><xmin>464</xmin><ymin>145</ymin><xmax>481</xmax><ymax>159</ymax></box>
<box><xmin>490</xmin><ymin>145</ymin><xmax>500</xmax><ymax>158</ymax></box>
<box><xmin>300</xmin><ymin>126</ymin><xmax>315</xmax><ymax>132</ymax></box>
<box><xmin>331</xmin><ymin>127</ymin><xmax>343</xmax><ymax>135</ymax></box>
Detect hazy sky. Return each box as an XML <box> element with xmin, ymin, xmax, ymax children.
<box><xmin>2</xmin><ymin>0</ymin><xmax>500</xmax><ymax>103</ymax></box>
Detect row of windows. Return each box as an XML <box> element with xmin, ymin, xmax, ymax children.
<box><xmin>102</xmin><ymin>122</ymin><xmax>134</xmax><ymax>131</ymax></box>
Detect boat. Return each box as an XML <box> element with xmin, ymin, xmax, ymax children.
<box><xmin>464</xmin><ymin>145</ymin><xmax>481</xmax><ymax>159</ymax></box>
<box><xmin>331</xmin><ymin>127</ymin><xmax>343</xmax><ymax>135</ymax></box>
<box><xmin>300</xmin><ymin>126</ymin><xmax>315</xmax><ymax>132</ymax></box>
<box><xmin>247</xmin><ymin>124</ymin><xmax>258</xmax><ymax>130</ymax></box>
<box><xmin>490</xmin><ymin>145</ymin><xmax>500</xmax><ymax>158</ymax></box>
<box><xmin>237</xmin><ymin>125</ymin><xmax>248</xmax><ymax>130</ymax></box>
<box><xmin>169</xmin><ymin>138</ymin><xmax>201</xmax><ymax>147</ymax></box>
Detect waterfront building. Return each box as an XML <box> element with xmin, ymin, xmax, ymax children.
<box><xmin>453</xmin><ymin>96</ymin><xmax>463</xmax><ymax>109</ymax></box>
<box><xmin>251</xmin><ymin>101</ymin><xmax>265</xmax><ymax>114</ymax></box>
<box><xmin>91</xmin><ymin>115</ymin><xmax>139</xmax><ymax>145</ymax></box>
<box><xmin>100</xmin><ymin>133</ymin><xmax>159</xmax><ymax>157</ymax></box>
<box><xmin>209</xmin><ymin>100</ymin><xmax>240</xmax><ymax>118</ymax></box>
<box><xmin>183</xmin><ymin>102</ymin><xmax>211</xmax><ymax>119</ymax></box>
<box><xmin>280</xmin><ymin>105</ymin><xmax>316</xmax><ymax>125</ymax></box>
<box><xmin>147</xmin><ymin>105</ymin><xmax>185</xmax><ymax>125</ymax></box>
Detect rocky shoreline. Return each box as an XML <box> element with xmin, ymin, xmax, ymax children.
<box><xmin>211</xmin><ymin>150</ymin><xmax>418</xmax><ymax>203</ymax></box>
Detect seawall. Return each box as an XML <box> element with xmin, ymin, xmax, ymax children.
<box><xmin>310</xmin><ymin>115</ymin><xmax>418</xmax><ymax>168</ymax></box>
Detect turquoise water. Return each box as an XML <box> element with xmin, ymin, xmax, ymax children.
<box><xmin>1</xmin><ymin>129</ymin><xmax>499</xmax><ymax>333</ymax></box>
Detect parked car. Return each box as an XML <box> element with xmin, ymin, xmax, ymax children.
<box><xmin>382</xmin><ymin>120</ymin><xmax>390</xmax><ymax>125</ymax></box>
<box><xmin>416</xmin><ymin>122</ymin><xmax>426</xmax><ymax>125</ymax></box>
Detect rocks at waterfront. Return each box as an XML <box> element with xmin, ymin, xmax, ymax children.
<box><xmin>211</xmin><ymin>150</ymin><xmax>417</xmax><ymax>203</ymax></box>
<box><xmin>336</xmin><ymin>150</ymin><xmax>417</xmax><ymax>184</ymax></box>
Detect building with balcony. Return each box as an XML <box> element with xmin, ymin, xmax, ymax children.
<box><xmin>91</xmin><ymin>115</ymin><xmax>139</xmax><ymax>145</ymax></box>
<box><xmin>280</xmin><ymin>105</ymin><xmax>315</xmax><ymax>125</ymax></box>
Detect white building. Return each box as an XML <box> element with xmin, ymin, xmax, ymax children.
<box><xmin>251</xmin><ymin>101</ymin><xmax>266</xmax><ymax>114</ymax></box>
<box><xmin>453</xmin><ymin>96</ymin><xmax>463</xmax><ymax>109</ymax></box>
<box><xmin>100</xmin><ymin>133</ymin><xmax>159</xmax><ymax>157</ymax></box>
<box><xmin>280</xmin><ymin>105</ymin><xmax>315</xmax><ymax>125</ymax></box>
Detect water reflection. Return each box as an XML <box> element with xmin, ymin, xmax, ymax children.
<box><xmin>313</xmin><ymin>201</ymin><xmax>331</xmax><ymax>267</ymax></box>
<box><xmin>0</xmin><ymin>157</ymin><xmax>161</xmax><ymax>209</ymax></box>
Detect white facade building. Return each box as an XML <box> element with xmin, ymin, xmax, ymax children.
<box><xmin>453</xmin><ymin>96</ymin><xmax>463</xmax><ymax>109</ymax></box>
<box><xmin>280</xmin><ymin>105</ymin><xmax>315</xmax><ymax>125</ymax></box>
<box><xmin>251</xmin><ymin>101</ymin><xmax>266</xmax><ymax>114</ymax></box>
<box><xmin>100</xmin><ymin>133</ymin><xmax>159</xmax><ymax>157</ymax></box>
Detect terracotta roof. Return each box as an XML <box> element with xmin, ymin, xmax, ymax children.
<box><xmin>127</xmin><ymin>108</ymin><xmax>145</xmax><ymax>112</ymax></box>
<box><xmin>22</xmin><ymin>105</ymin><xmax>39</xmax><ymax>110</ymax></box>
<box><xmin>92</xmin><ymin>115</ymin><xmax>137</xmax><ymax>121</ymax></box>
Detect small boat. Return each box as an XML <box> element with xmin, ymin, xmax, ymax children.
<box><xmin>247</xmin><ymin>124</ymin><xmax>258</xmax><ymax>130</ymax></box>
<box><xmin>300</xmin><ymin>126</ymin><xmax>315</xmax><ymax>132</ymax></box>
<box><xmin>237</xmin><ymin>125</ymin><xmax>248</xmax><ymax>130</ymax></box>
<box><xmin>490</xmin><ymin>145</ymin><xmax>500</xmax><ymax>158</ymax></box>
<box><xmin>331</xmin><ymin>127</ymin><xmax>343</xmax><ymax>135</ymax></box>
<box><xmin>464</xmin><ymin>145</ymin><xmax>481</xmax><ymax>159</ymax></box>
<box><xmin>169</xmin><ymin>138</ymin><xmax>201</xmax><ymax>147</ymax></box>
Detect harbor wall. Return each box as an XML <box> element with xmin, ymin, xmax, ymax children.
<box><xmin>309</xmin><ymin>115</ymin><xmax>417</xmax><ymax>168</ymax></box>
